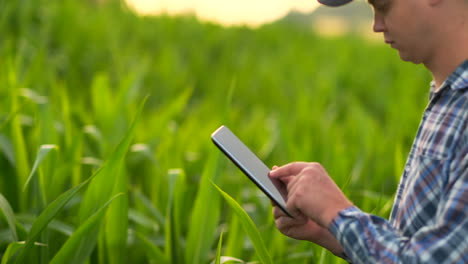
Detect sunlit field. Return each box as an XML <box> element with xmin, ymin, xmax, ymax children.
<box><xmin>0</xmin><ymin>0</ymin><xmax>431</xmax><ymax>263</ymax></box>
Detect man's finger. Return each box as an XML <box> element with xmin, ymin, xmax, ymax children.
<box><xmin>273</xmin><ymin>205</ymin><xmax>288</xmax><ymax>219</ymax></box>
<box><xmin>269</xmin><ymin>162</ymin><xmax>309</xmax><ymax>178</ymax></box>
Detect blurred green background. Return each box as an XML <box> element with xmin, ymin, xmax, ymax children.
<box><xmin>0</xmin><ymin>0</ymin><xmax>431</xmax><ymax>263</ymax></box>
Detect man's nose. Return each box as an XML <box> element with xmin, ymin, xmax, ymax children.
<box><xmin>373</xmin><ymin>13</ymin><xmax>386</xmax><ymax>33</ymax></box>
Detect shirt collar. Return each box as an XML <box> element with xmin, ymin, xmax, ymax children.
<box><xmin>430</xmin><ymin>59</ymin><xmax>468</xmax><ymax>97</ymax></box>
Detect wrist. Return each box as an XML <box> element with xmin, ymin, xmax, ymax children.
<box><xmin>306</xmin><ymin>224</ymin><xmax>344</xmax><ymax>256</ymax></box>
<box><xmin>320</xmin><ymin>201</ymin><xmax>353</xmax><ymax>228</ymax></box>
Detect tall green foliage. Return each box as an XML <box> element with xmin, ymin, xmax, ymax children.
<box><xmin>0</xmin><ymin>0</ymin><xmax>431</xmax><ymax>263</ymax></box>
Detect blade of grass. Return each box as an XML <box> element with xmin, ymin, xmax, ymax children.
<box><xmin>91</xmin><ymin>73</ymin><xmax>113</xmax><ymax>138</ymax></box>
<box><xmin>79</xmin><ymin>97</ymin><xmax>146</xmax><ymax>221</ymax></box>
<box><xmin>173</xmin><ymin>168</ymin><xmax>188</xmax><ymax>260</ymax></box>
<box><xmin>147</xmin><ymin>87</ymin><xmax>193</xmax><ymax>139</ymax></box>
<box><xmin>104</xmin><ymin>98</ymin><xmax>148</xmax><ymax>264</ymax></box>
<box><xmin>1</xmin><ymin>242</ymin><xmax>24</xmax><ymax>264</ymax></box>
<box><xmin>0</xmin><ymin>134</ymin><xmax>15</xmax><ymax>166</ymax></box>
<box><xmin>13</xmin><ymin>168</ymin><xmax>102</xmax><ymax>264</ymax></box>
<box><xmin>165</xmin><ymin>168</ymin><xmax>186</xmax><ymax>263</ymax></box>
<box><xmin>105</xmin><ymin>168</ymin><xmax>128</xmax><ymax>264</ymax></box>
<box><xmin>185</xmin><ymin>152</ymin><xmax>221</xmax><ymax>264</ymax></box>
<box><xmin>217</xmin><ymin>256</ymin><xmax>245</xmax><ymax>264</ymax></box>
<box><xmin>212</xmin><ymin>183</ymin><xmax>273</xmax><ymax>264</ymax></box>
<box><xmin>35</xmin><ymin>102</ymin><xmax>62</xmax><ymax>207</ymax></box>
<box><xmin>49</xmin><ymin>193</ymin><xmax>124</xmax><ymax>264</ymax></box>
<box><xmin>224</xmin><ymin>194</ymin><xmax>243</xmax><ymax>258</ymax></box>
<box><xmin>22</xmin><ymin>144</ymin><xmax>58</xmax><ymax>194</ymax></box>
<box><xmin>135</xmin><ymin>231</ymin><xmax>168</xmax><ymax>264</ymax></box>
<box><xmin>133</xmin><ymin>190</ymin><xmax>165</xmax><ymax>228</ymax></box>
<box><xmin>79</xmin><ymin>97</ymin><xmax>146</xmax><ymax>263</ymax></box>
<box><xmin>8</xmin><ymin>73</ymin><xmax>30</xmax><ymax>211</ymax></box>
<box><xmin>165</xmin><ymin>169</ymin><xmax>177</xmax><ymax>263</ymax></box>
<box><xmin>0</xmin><ymin>193</ymin><xmax>18</xmax><ymax>241</ymax></box>
<box><xmin>215</xmin><ymin>230</ymin><xmax>224</xmax><ymax>264</ymax></box>
<box><xmin>267</xmin><ymin>227</ymin><xmax>287</xmax><ymax>261</ymax></box>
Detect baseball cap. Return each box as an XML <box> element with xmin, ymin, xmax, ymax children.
<box><xmin>318</xmin><ymin>0</ymin><xmax>353</xmax><ymax>7</ymax></box>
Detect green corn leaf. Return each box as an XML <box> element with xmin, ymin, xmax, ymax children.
<box><xmin>185</xmin><ymin>153</ymin><xmax>221</xmax><ymax>264</ymax></box>
<box><xmin>47</xmin><ymin>219</ymin><xmax>74</xmax><ymax>237</ymax></box>
<box><xmin>3</xmin><ymin>242</ymin><xmax>48</xmax><ymax>264</ymax></box>
<box><xmin>0</xmin><ymin>193</ymin><xmax>18</xmax><ymax>241</ymax></box>
<box><xmin>104</xmin><ymin>98</ymin><xmax>147</xmax><ymax>264</ymax></box>
<box><xmin>22</xmin><ymin>144</ymin><xmax>58</xmax><ymax>192</ymax></box>
<box><xmin>9</xmin><ymin>88</ymin><xmax>30</xmax><ymax>211</ymax></box>
<box><xmin>133</xmin><ymin>190</ymin><xmax>165</xmax><ymax>228</ymax></box>
<box><xmin>212</xmin><ymin>256</ymin><xmax>245</xmax><ymax>264</ymax></box>
<box><xmin>105</xmin><ymin>169</ymin><xmax>128</xmax><ymax>264</ymax></box>
<box><xmin>77</xmin><ymin>97</ymin><xmax>146</xmax><ymax>263</ymax></box>
<box><xmin>1</xmin><ymin>242</ymin><xmax>24</xmax><ymax>264</ymax></box>
<box><xmin>49</xmin><ymin>193</ymin><xmax>124</xmax><ymax>264</ymax></box>
<box><xmin>212</xmin><ymin>183</ymin><xmax>273</xmax><ymax>264</ymax></box>
<box><xmin>14</xmin><ymin>168</ymin><xmax>101</xmax><ymax>264</ymax></box>
<box><xmin>135</xmin><ymin>231</ymin><xmax>168</xmax><ymax>264</ymax></box>
<box><xmin>224</xmin><ymin>194</ymin><xmax>243</xmax><ymax>258</ymax></box>
<box><xmin>215</xmin><ymin>230</ymin><xmax>224</xmax><ymax>264</ymax></box>
<box><xmin>79</xmin><ymin>97</ymin><xmax>147</xmax><ymax>222</ymax></box>
<box><xmin>91</xmin><ymin>73</ymin><xmax>113</xmax><ymax>131</ymax></box>
<box><xmin>165</xmin><ymin>171</ymin><xmax>177</xmax><ymax>263</ymax></box>
<box><xmin>0</xmin><ymin>134</ymin><xmax>15</xmax><ymax>166</ymax></box>
<box><xmin>147</xmin><ymin>88</ymin><xmax>193</xmax><ymax>139</ymax></box>
<box><xmin>165</xmin><ymin>168</ymin><xmax>186</xmax><ymax>263</ymax></box>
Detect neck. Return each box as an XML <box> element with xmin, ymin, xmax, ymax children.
<box><xmin>425</xmin><ymin>52</ymin><xmax>468</xmax><ymax>90</ymax></box>
<box><xmin>424</xmin><ymin>9</ymin><xmax>468</xmax><ymax>89</ymax></box>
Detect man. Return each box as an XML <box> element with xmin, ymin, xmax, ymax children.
<box><xmin>269</xmin><ymin>0</ymin><xmax>468</xmax><ymax>262</ymax></box>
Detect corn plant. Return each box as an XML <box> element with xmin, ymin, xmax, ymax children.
<box><xmin>0</xmin><ymin>0</ymin><xmax>431</xmax><ymax>263</ymax></box>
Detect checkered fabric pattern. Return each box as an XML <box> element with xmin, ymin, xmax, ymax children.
<box><xmin>329</xmin><ymin>60</ymin><xmax>468</xmax><ymax>263</ymax></box>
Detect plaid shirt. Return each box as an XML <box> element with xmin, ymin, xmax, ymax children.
<box><xmin>329</xmin><ymin>60</ymin><xmax>468</xmax><ymax>263</ymax></box>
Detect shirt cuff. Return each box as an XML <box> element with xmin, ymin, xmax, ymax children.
<box><xmin>328</xmin><ymin>206</ymin><xmax>363</xmax><ymax>262</ymax></box>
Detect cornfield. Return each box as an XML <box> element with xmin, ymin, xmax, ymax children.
<box><xmin>0</xmin><ymin>0</ymin><xmax>431</xmax><ymax>263</ymax></box>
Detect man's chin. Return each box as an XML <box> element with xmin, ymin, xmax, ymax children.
<box><xmin>398</xmin><ymin>52</ymin><xmax>422</xmax><ymax>65</ymax></box>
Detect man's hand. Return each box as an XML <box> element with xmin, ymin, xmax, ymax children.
<box><xmin>272</xmin><ymin>205</ymin><xmax>344</xmax><ymax>255</ymax></box>
<box><xmin>269</xmin><ymin>162</ymin><xmax>353</xmax><ymax>256</ymax></box>
<box><xmin>269</xmin><ymin>162</ymin><xmax>352</xmax><ymax>228</ymax></box>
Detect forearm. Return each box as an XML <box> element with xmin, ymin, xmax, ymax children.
<box><xmin>329</xmin><ymin>206</ymin><xmax>468</xmax><ymax>264</ymax></box>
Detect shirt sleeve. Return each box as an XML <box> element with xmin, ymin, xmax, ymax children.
<box><xmin>329</xmin><ymin>144</ymin><xmax>468</xmax><ymax>264</ymax></box>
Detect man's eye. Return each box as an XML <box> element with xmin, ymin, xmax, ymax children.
<box><xmin>374</xmin><ymin>1</ymin><xmax>391</xmax><ymax>12</ymax></box>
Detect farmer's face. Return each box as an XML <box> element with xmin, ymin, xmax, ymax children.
<box><xmin>370</xmin><ymin>0</ymin><xmax>435</xmax><ymax>64</ymax></box>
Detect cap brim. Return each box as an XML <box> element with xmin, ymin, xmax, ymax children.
<box><xmin>318</xmin><ymin>0</ymin><xmax>353</xmax><ymax>6</ymax></box>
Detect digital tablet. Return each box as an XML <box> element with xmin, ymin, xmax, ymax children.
<box><xmin>211</xmin><ymin>125</ymin><xmax>292</xmax><ymax>217</ymax></box>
